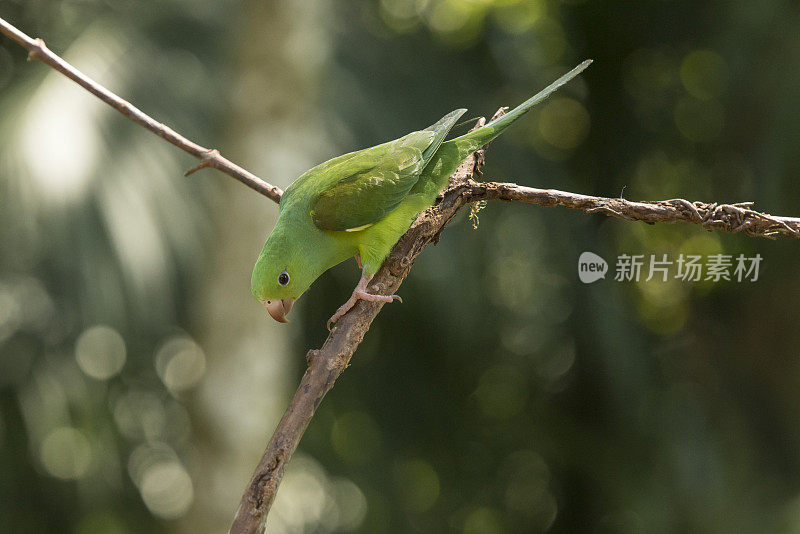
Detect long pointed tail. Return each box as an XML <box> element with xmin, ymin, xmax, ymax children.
<box><xmin>448</xmin><ymin>60</ymin><xmax>592</xmax><ymax>158</ymax></box>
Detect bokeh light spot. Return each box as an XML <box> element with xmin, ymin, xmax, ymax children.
<box><xmin>535</xmin><ymin>341</ymin><xmax>575</xmax><ymax>382</ymax></box>
<box><xmin>40</xmin><ymin>427</ymin><xmax>92</xmax><ymax>479</ymax></box>
<box><xmin>139</xmin><ymin>461</ymin><xmax>194</xmax><ymax>520</ymax></box>
<box><xmin>276</xmin><ymin>467</ymin><xmax>327</xmax><ymax>525</ymax></box>
<box><xmin>75</xmin><ymin>325</ymin><xmax>126</xmax><ymax>380</ymax></box>
<box><xmin>332</xmin><ymin>478</ymin><xmax>368</xmax><ymax>530</ymax></box>
<box><xmin>537</xmin><ymin>97</ymin><xmax>590</xmax><ymax>150</ymax></box>
<box><xmin>380</xmin><ymin>0</ymin><xmax>425</xmax><ymax>33</ymax></box>
<box><xmin>501</xmin><ymin>451</ymin><xmax>558</xmax><ymax>528</ymax></box>
<box><xmin>270</xmin><ymin>455</ymin><xmax>350</xmax><ymax>530</ymax></box>
<box><xmin>395</xmin><ymin>458</ymin><xmax>440</xmax><ymax>513</ymax></box>
<box><xmin>636</xmin><ymin>257</ymin><xmax>691</xmax><ymax>336</ymax></box>
<box><xmin>18</xmin><ymin>48</ymin><xmax>109</xmax><ymax>207</ymax></box>
<box><xmin>128</xmin><ymin>441</ymin><xmax>193</xmax><ymax>519</ymax></box>
<box><xmin>425</xmin><ymin>0</ymin><xmax>485</xmax><ymax>47</ymax></box>
<box><xmin>463</xmin><ymin>507</ymin><xmax>507</xmax><ymax>534</ymax></box>
<box><xmin>623</xmin><ymin>47</ymin><xmax>678</xmax><ymax>99</ymax></box>
<box><xmin>501</xmin><ymin>324</ymin><xmax>546</xmax><ymax>357</ymax></box>
<box><xmin>490</xmin><ymin>253</ymin><xmax>535</xmax><ymax>311</ymax></box>
<box><xmin>155</xmin><ymin>336</ymin><xmax>207</xmax><ymax>394</ymax></box>
<box><xmin>637</xmin><ymin>294</ymin><xmax>689</xmax><ymax>336</ymax></box>
<box><xmin>493</xmin><ymin>0</ymin><xmax>546</xmax><ymax>34</ymax></box>
<box><xmin>680</xmin><ymin>49</ymin><xmax>729</xmax><ymax>100</ymax></box>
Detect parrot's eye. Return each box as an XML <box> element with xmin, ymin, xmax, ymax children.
<box><xmin>278</xmin><ymin>271</ymin><xmax>290</xmax><ymax>286</ymax></box>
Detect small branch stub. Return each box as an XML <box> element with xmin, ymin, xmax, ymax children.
<box><xmin>185</xmin><ymin>149</ymin><xmax>222</xmax><ymax>176</ymax></box>
<box><xmin>26</xmin><ymin>37</ymin><xmax>47</xmax><ymax>62</ymax></box>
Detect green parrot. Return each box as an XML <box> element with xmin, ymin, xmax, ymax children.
<box><xmin>251</xmin><ymin>60</ymin><xmax>591</xmax><ymax>327</ymax></box>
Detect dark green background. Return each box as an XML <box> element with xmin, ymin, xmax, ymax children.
<box><xmin>2</xmin><ymin>0</ymin><xmax>799</xmax><ymax>532</ymax></box>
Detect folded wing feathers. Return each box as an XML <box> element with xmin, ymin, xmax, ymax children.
<box><xmin>309</xmin><ymin>111</ymin><xmax>464</xmax><ymax>231</ymax></box>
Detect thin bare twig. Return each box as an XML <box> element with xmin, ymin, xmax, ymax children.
<box><xmin>5</xmin><ymin>15</ymin><xmax>800</xmax><ymax>534</ymax></box>
<box><xmin>0</xmin><ymin>17</ymin><xmax>283</xmax><ymax>202</ymax></box>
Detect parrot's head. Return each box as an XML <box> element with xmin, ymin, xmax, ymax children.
<box><xmin>251</xmin><ymin>230</ymin><xmax>313</xmax><ymax>323</ymax></box>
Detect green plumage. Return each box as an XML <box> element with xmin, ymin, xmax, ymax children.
<box><xmin>251</xmin><ymin>61</ymin><xmax>591</xmax><ymax>311</ymax></box>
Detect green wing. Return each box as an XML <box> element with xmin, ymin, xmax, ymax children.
<box><xmin>310</xmin><ymin>108</ymin><xmax>466</xmax><ymax>232</ymax></box>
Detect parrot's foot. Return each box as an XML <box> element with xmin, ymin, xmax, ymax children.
<box><xmin>355</xmin><ymin>254</ymin><xmax>362</xmax><ymax>269</ymax></box>
<box><xmin>327</xmin><ymin>275</ymin><xmax>401</xmax><ymax>330</ymax></box>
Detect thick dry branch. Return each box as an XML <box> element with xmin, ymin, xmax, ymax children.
<box><xmin>0</xmin><ymin>16</ymin><xmax>283</xmax><ymax>202</ymax></box>
<box><xmin>469</xmin><ymin>183</ymin><xmax>800</xmax><ymax>239</ymax></box>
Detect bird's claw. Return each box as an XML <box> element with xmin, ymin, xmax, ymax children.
<box><xmin>355</xmin><ymin>289</ymin><xmax>401</xmax><ymax>304</ymax></box>
<box><xmin>327</xmin><ymin>289</ymin><xmax>402</xmax><ymax>330</ymax></box>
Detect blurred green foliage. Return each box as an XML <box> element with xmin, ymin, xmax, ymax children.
<box><xmin>2</xmin><ymin>0</ymin><xmax>800</xmax><ymax>532</ymax></box>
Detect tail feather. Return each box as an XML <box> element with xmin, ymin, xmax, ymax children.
<box><xmin>449</xmin><ymin>60</ymin><xmax>592</xmax><ymax>159</ymax></box>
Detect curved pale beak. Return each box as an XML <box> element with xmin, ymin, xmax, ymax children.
<box><xmin>263</xmin><ymin>298</ymin><xmax>294</xmax><ymax>323</ymax></box>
